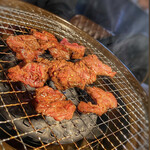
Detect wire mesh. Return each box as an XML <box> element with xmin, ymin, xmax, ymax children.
<box><xmin>0</xmin><ymin>2</ymin><xmax>149</xmax><ymax>150</ymax></box>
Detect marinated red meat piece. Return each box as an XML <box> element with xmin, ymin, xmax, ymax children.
<box><xmin>48</xmin><ymin>58</ymin><xmax>96</xmax><ymax>90</ymax></box>
<box><xmin>86</xmin><ymin>86</ymin><xmax>117</xmax><ymax>108</ymax></box>
<box><xmin>8</xmin><ymin>62</ymin><xmax>49</xmax><ymax>87</ymax></box>
<box><xmin>34</xmin><ymin>86</ymin><xmax>76</xmax><ymax>121</ymax></box>
<box><xmin>31</xmin><ymin>29</ymin><xmax>58</xmax><ymax>42</ymax></box>
<box><xmin>32</xmin><ymin>30</ymin><xmax>85</xmax><ymax>60</ymax></box>
<box><xmin>48</xmin><ymin>59</ymin><xmax>72</xmax><ymax>76</ymax></box>
<box><xmin>6</xmin><ymin>35</ymin><xmax>43</xmax><ymax>62</ymax></box>
<box><xmin>78</xmin><ymin>87</ymin><xmax>117</xmax><ymax>116</ymax></box>
<box><xmin>48</xmin><ymin>54</ymin><xmax>116</xmax><ymax>90</ymax></box>
<box><xmin>35</xmin><ymin>100</ymin><xmax>76</xmax><ymax>121</ymax></box>
<box><xmin>36</xmin><ymin>57</ymin><xmax>52</xmax><ymax>66</ymax></box>
<box><xmin>37</xmin><ymin>58</ymin><xmax>72</xmax><ymax>76</ymax></box>
<box><xmin>31</xmin><ymin>29</ymin><xmax>59</xmax><ymax>51</ymax></box>
<box><xmin>74</xmin><ymin>61</ymin><xmax>97</xmax><ymax>85</ymax></box>
<box><xmin>48</xmin><ymin>59</ymin><xmax>95</xmax><ymax>90</ymax></box>
<box><xmin>49</xmin><ymin>44</ymin><xmax>70</xmax><ymax>60</ymax></box>
<box><xmin>6</xmin><ymin>35</ymin><xmax>40</xmax><ymax>51</ymax></box>
<box><xmin>51</xmin><ymin>65</ymin><xmax>86</xmax><ymax>90</ymax></box>
<box><xmin>15</xmin><ymin>50</ymin><xmax>35</xmax><ymax>62</ymax></box>
<box><xmin>32</xmin><ymin>30</ymin><xmax>48</xmax><ymax>41</ymax></box>
<box><xmin>48</xmin><ymin>60</ymin><xmax>81</xmax><ymax>90</ymax></box>
<box><xmin>60</xmin><ymin>38</ymin><xmax>85</xmax><ymax>59</ymax></box>
<box><xmin>78</xmin><ymin>101</ymin><xmax>107</xmax><ymax>116</ymax></box>
<box><xmin>35</xmin><ymin>86</ymin><xmax>65</xmax><ymax>103</ymax></box>
<box><xmin>7</xmin><ymin>29</ymin><xmax>86</xmax><ymax>61</ymax></box>
<box><xmin>37</xmin><ymin>58</ymin><xmax>73</xmax><ymax>81</ymax></box>
<box><xmin>81</xmin><ymin>54</ymin><xmax>116</xmax><ymax>78</ymax></box>
<box><xmin>31</xmin><ymin>29</ymin><xmax>70</xmax><ymax>60</ymax></box>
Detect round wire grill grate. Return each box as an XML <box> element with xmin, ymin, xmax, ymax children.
<box><xmin>0</xmin><ymin>0</ymin><xmax>149</xmax><ymax>150</ymax></box>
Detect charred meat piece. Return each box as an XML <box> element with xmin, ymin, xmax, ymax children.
<box><xmin>35</xmin><ymin>100</ymin><xmax>76</xmax><ymax>121</ymax></box>
<box><xmin>31</xmin><ymin>29</ymin><xmax>59</xmax><ymax>51</ymax></box>
<box><xmin>8</xmin><ymin>62</ymin><xmax>49</xmax><ymax>87</ymax></box>
<box><xmin>81</xmin><ymin>54</ymin><xmax>116</xmax><ymax>78</ymax></box>
<box><xmin>51</xmin><ymin>64</ymin><xmax>86</xmax><ymax>90</ymax></box>
<box><xmin>48</xmin><ymin>54</ymin><xmax>116</xmax><ymax>90</ymax></box>
<box><xmin>35</xmin><ymin>86</ymin><xmax>65</xmax><ymax>103</ymax></box>
<box><xmin>78</xmin><ymin>87</ymin><xmax>117</xmax><ymax>116</ymax></box>
<box><xmin>49</xmin><ymin>43</ymin><xmax>70</xmax><ymax>60</ymax></box>
<box><xmin>6</xmin><ymin>35</ymin><xmax>43</xmax><ymax>62</ymax></box>
<box><xmin>34</xmin><ymin>86</ymin><xmax>76</xmax><ymax>121</ymax></box>
<box><xmin>32</xmin><ymin>29</ymin><xmax>70</xmax><ymax>60</ymax></box>
<box><xmin>49</xmin><ymin>59</ymin><xmax>95</xmax><ymax>90</ymax></box>
<box><xmin>78</xmin><ymin>101</ymin><xmax>106</xmax><ymax>116</ymax></box>
<box><xmin>36</xmin><ymin>57</ymin><xmax>52</xmax><ymax>66</ymax></box>
<box><xmin>60</xmin><ymin>38</ymin><xmax>85</xmax><ymax>59</ymax></box>
<box><xmin>48</xmin><ymin>59</ymin><xmax>72</xmax><ymax>77</ymax></box>
<box><xmin>86</xmin><ymin>86</ymin><xmax>117</xmax><ymax>108</ymax></box>
<box><xmin>31</xmin><ymin>29</ymin><xmax>58</xmax><ymax>42</ymax></box>
<box><xmin>7</xmin><ymin>29</ymin><xmax>85</xmax><ymax>61</ymax></box>
<box><xmin>32</xmin><ymin>30</ymin><xmax>85</xmax><ymax>60</ymax></box>
<box><xmin>37</xmin><ymin>58</ymin><xmax>72</xmax><ymax>77</ymax></box>
<box><xmin>48</xmin><ymin>59</ymin><xmax>95</xmax><ymax>90</ymax></box>
<box><xmin>74</xmin><ymin>61</ymin><xmax>97</xmax><ymax>85</ymax></box>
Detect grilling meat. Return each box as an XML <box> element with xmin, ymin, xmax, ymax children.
<box><xmin>35</xmin><ymin>86</ymin><xmax>66</xmax><ymax>103</ymax></box>
<box><xmin>78</xmin><ymin>87</ymin><xmax>117</xmax><ymax>116</ymax></box>
<box><xmin>78</xmin><ymin>101</ymin><xmax>106</xmax><ymax>116</ymax></box>
<box><xmin>60</xmin><ymin>38</ymin><xmax>85</xmax><ymax>59</ymax></box>
<box><xmin>81</xmin><ymin>54</ymin><xmax>116</xmax><ymax>77</ymax></box>
<box><xmin>7</xmin><ymin>53</ymin><xmax>116</xmax><ymax>90</ymax></box>
<box><xmin>6</xmin><ymin>35</ymin><xmax>43</xmax><ymax>62</ymax></box>
<box><xmin>34</xmin><ymin>86</ymin><xmax>76</xmax><ymax>121</ymax></box>
<box><xmin>7</xmin><ymin>62</ymin><xmax>49</xmax><ymax>87</ymax></box>
<box><xmin>31</xmin><ymin>29</ymin><xmax>58</xmax><ymax>43</ymax></box>
<box><xmin>32</xmin><ymin>30</ymin><xmax>85</xmax><ymax>60</ymax></box>
<box><xmin>32</xmin><ymin>29</ymin><xmax>86</xmax><ymax>60</ymax></box>
<box><xmin>86</xmin><ymin>86</ymin><xmax>117</xmax><ymax>108</ymax></box>
<box><xmin>31</xmin><ymin>29</ymin><xmax>71</xmax><ymax>60</ymax></box>
<box><xmin>49</xmin><ymin>43</ymin><xmax>71</xmax><ymax>60</ymax></box>
<box><xmin>74</xmin><ymin>61</ymin><xmax>97</xmax><ymax>85</ymax></box>
<box><xmin>35</xmin><ymin>100</ymin><xmax>76</xmax><ymax>121</ymax></box>
<box><xmin>31</xmin><ymin>29</ymin><xmax>58</xmax><ymax>51</ymax></box>
<box><xmin>49</xmin><ymin>55</ymin><xmax>116</xmax><ymax>90</ymax></box>
<box><xmin>48</xmin><ymin>59</ymin><xmax>94</xmax><ymax>90</ymax></box>
<box><xmin>51</xmin><ymin>64</ymin><xmax>86</xmax><ymax>90</ymax></box>
<box><xmin>7</xmin><ymin>29</ymin><xmax>86</xmax><ymax>61</ymax></box>
<box><xmin>6</xmin><ymin>29</ymin><xmax>118</xmax><ymax>121</ymax></box>
<box><xmin>48</xmin><ymin>59</ymin><xmax>72</xmax><ymax>76</ymax></box>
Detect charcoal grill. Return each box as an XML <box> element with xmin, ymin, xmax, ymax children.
<box><xmin>0</xmin><ymin>0</ymin><xmax>149</xmax><ymax>149</ymax></box>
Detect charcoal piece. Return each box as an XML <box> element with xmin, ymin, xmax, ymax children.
<box><xmin>0</xmin><ymin>82</ymin><xmax>12</xmax><ymax>92</ymax></box>
<box><xmin>1</xmin><ymin>53</ymin><xmax>17</xmax><ymax>69</ymax></box>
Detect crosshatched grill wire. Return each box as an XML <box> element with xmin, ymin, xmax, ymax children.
<box><xmin>0</xmin><ymin>3</ymin><xmax>148</xmax><ymax>150</ymax></box>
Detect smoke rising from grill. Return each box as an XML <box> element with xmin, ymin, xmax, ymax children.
<box><xmin>81</xmin><ymin>0</ymin><xmax>149</xmax><ymax>82</ymax></box>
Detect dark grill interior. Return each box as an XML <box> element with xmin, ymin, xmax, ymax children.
<box><xmin>0</xmin><ymin>1</ymin><xmax>148</xmax><ymax>149</ymax></box>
